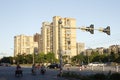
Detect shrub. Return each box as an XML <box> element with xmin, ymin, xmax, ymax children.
<box><xmin>90</xmin><ymin>73</ymin><xmax>106</xmax><ymax>80</ymax></box>
<box><xmin>109</xmin><ymin>72</ymin><xmax>120</xmax><ymax>80</ymax></box>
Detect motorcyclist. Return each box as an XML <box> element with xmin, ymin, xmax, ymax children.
<box><xmin>31</xmin><ymin>64</ymin><xmax>36</xmax><ymax>74</ymax></box>
<box><xmin>40</xmin><ymin>64</ymin><xmax>46</xmax><ymax>74</ymax></box>
<box><xmin>15</xmin><ymin>64</ymin><xmax>23</xmax><ymax>76</ymax></box>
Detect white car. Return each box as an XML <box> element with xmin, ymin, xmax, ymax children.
<box><xmin>88</xmin><ymin>62</ymin><xmax>105</xmax><ymax>66</ymax></box>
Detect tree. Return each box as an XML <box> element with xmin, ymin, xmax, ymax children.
<box><xmin>25</xmin><ymin>54</ymin><xmax>33</xmax><ymax>64</ymax></box>
<box><xmin>71</xmin><ymin>54</ymin><xmax>85</xmax><ymax>65</ymax></box>
<box><xmin>0</xmin><ymin>56</ymin><xmax>13</xmax><ymax>64</ymax></box>
<box><xmin>62</xmin><ymin>55</ymin><xmax>68</xmax><ymax>63</ymax></box>
<box><xmin>36</xmin><ymin>52</ymin><xmax>45</xmax><ymax>63</ymax></box>
<box><xmin>45</xmin><ymin>52</ymin><xmax>57</xmax><ymax>63</ymax></box>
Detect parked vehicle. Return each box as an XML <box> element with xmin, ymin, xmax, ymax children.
<box><xmin>64</xmin><ymin>63</ymin><xmax>72</xmax><ymax>67</ymax></box>
<box><xmin>0</xmin><ymin>63</ymin><xmax>11</xmax><ymax>67</ymax></box>
<box><xmin>47</xmin><ymin>63</ymin><xmax>60</xmax><ymax>69</ymax></box>
<box><xmin>88</xmin><ymin>62</ymin><xmax>105</xmax><ymax>66</ymax></box>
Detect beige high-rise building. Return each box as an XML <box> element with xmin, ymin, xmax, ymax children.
<box><xmin>14</xmin><ymin>34</ymin><xmax>38</xmax><ymax>56</ymax></box>
<box><xmin>53</xmin><ymin>16</ymin><xmax>77</xmax><ymax>59</ymax></box>
<box><xmin>41</xmin><ymin>16</ymin><xmax>77</xmax><ymax>59</ymax></box>
<box><xmin>40</xmin><ymin>22</ymin><xmax>51</xmax><ymax>54</ymax></box>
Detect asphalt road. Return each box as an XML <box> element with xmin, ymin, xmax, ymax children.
<box><xmin>63</xmin><ymin>65</ymin><xmax>120</xmax><ymax>75</ymax></box>
<box><xmin>1</xmin><ymin>65</ymin><xmax>119</xmax><ymax>80</ymax></box>
<box><xmin>0</xmin><ymin>66</ymin><xmax>67</xmax><ymax>80</ymax></box>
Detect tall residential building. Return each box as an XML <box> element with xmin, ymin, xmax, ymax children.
<box><xmin>14</xmin><ymin>34</ymin><xmax>38</xmax><ymax>56</ymax></box>
<box><xmin>41</xmin><ymin>22</ymin><xmax>51</xmax><ymax>54</ymax></box>
<box><xmin>41</xmin><ymin>16</ymin><xmax>77</xmax><ymax>59</ymax></box>
<box><xmin>76</xmin><ymin>42</ymin><xmax>85</xmax><ymax>55</ymax></box>
<box><xmin>53</xmin><ymin>16</ymin><xmax>77</xmax><ymax>59</ymax></box>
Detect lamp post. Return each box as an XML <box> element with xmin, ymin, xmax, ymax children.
<box><xmin>58</xmin><ymin>19</ymin><xmax>63</xmax><ymax>76</ymax></box>
<box><xmin>33</xmin><ymin>52</ymin><xmax>35</xmax><ymax>64</ymax></box>
<box><xmin>33</xmin><ymin>47</ymin><xmax>38</xmax><ymax>64</ymax></box>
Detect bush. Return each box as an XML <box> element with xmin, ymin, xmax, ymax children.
<box><xmin>109</xmin><ymin>73</ymin><xmax>120</xmax><ymax>80</ymax></box>
<box><xmin>89</xmin><ymin>73</ymin><xmax>106</xmax><ymax>80</ymax></box>
<box><xmin>61</xmin><ymin>71</ymin><xmax>83</xmax><ymax>79</ymax></box>
<box><xmin>61</xmin><ymin>71</ymin><xmax>120</xmax><ymax>80</ymax></box>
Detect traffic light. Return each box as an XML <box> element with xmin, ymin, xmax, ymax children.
<box><xmin>85</xmin><ymin>24</ymin><xmax>94</xmax><ymax>34</ymax></box>
<box><xmin>103</xmin><ymin>26</ymin><xmax>110</xmax><ymax>35</ymax></box>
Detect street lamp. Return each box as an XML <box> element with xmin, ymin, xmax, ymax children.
<box><xmin>33</xmin><ymin>47</ymin><xmax>38</xmax><ymax>64</ymax></box>
<box><xmin>58</xmin><ymin>19</ymin><xmax>63</xmax><ymax>76</ymax></box>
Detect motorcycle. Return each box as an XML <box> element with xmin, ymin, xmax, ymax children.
<box><xmin>31</xmin><ymin>69</ymin><xmax>36</xmax><ymax>75</ymax></box>
<box><xmin>40</xmin><ymin>68</ymin><xmax>46</xmax><ymax>75</ymax></box>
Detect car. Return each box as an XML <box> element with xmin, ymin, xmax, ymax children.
<box><xmin>0</xmin><ymin>63</ymin><xmax>11</xmax><ymax>67</ymax></box>
<box><xmin>64</xmin><ymin>64</ymin><xmax>72</xmax><ymax>67</ymax></box>
<box><xmin>88</xmin><ymin>62</ymin><xmax>105</xmax><ymax>67</ymax></box>
<box><xmin>47</xmin><ymin>63</ymin><xmax>60</xmax><ymax>69</ymax></box>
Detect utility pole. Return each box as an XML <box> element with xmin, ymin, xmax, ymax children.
<box><xmin>58</xmin><ymin>19</ymin><xmax>63</xmax><ymax>77</ymax></box>
<box><xmin>58</xmin><ymin>19</ymin><xmax>110</xmax><ymax>77</ymax></box>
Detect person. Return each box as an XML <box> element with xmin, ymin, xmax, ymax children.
<box><xmin>31</xmin><ymin>64</ymin><xmax>36</xmax><ymax>74</ymax></box>
<box><xmin>16</xmin><ymin>64</ymin><xmax>21</xmax><ymax>70</ymax></box>
<box><xmin>37</xmin><ymin>63</ymin><xmax>41</xmax><ymax>70</ymax></box>
<box><xmin>15</xmin><ymin>64</ymin><xmax>23</xmax><ymax>76</ymax></box>
<box><xmin>40</xmin><ymin>64</ymin><xmax>46</xmax><ymax>74</ymax></box>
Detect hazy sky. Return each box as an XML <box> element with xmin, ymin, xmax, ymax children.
<box><xmin>0</xmin><ymin>0</ymin><xmax>120</xmax><ymax>58</ymax></box>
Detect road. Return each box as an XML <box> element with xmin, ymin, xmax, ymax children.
<box><xmin>1</xmin><ymin>65</ymin><xmax>119</xmax><ymax>80</ymax></box>
<box><xmin>63</xmin><ymin>65</ymin><xmax>120</xmax><ymax>75</ymax></box>
<box><xmin>0</xmin><ymin>66</ymin><xmax>67</xmax><ymax>80</ymax></box>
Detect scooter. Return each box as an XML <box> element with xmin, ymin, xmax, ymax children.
<box><xmin>31</xmin><ymin>69</ymin><xmax>36</xmax><ymax>75</ymax></box>
<box><xmin>40</xmin><ymin>69</ymin><xmax>46</xmax><ymax>75</ymax></box>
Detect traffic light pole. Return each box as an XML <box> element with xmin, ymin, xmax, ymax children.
<box><xmin>61</xmin><ymin>25</ymin><xmax>110</xmax><ymax>35</ymax></box>
<box><xmin>58</xmin><ymin>19</ymin><xmax>110</xmax><ymax>77</ymax></box>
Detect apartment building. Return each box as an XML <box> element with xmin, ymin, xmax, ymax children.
<box><xmin>109</xmin><ymin>45</ymin><xmax>120</xmax><ymax>54</ymax></box>
<box><xmin>40</xmin><ymin>16</ymin><xmax>77</xmax><ymax>59</ymax></box>
<box><xmin>14</xmin><ymin>34</ymin><xmax>38</xmax><ymax>56</ymax></box>
<box><xmin>41</xmin><ymin>22</ymin><xmax>51</xmax><ymax>54</ymax></box>
<box><xmin>34</xmin><ymin>33</ymin><xmax>41</xmax><ymax>53</ymax></box>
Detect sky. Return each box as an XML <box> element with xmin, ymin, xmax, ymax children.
<box><xmin>0</xmin><ymin>0</ymin><xmax>120</xmax><ymax>58</ymax></box>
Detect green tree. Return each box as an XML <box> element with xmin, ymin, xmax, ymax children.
<box><xmin>62</xmin><ymin>55</ymin><xmax>68</xmax><ymax>63</ymax></box>
<box><xmin>71</xmin><ymin>54</ymin><xmax>84</xmax><ymax>65</ymax></box>
<box><xmin>37</xmin><ymin>52</ymin><xmax>45</xmax><ymax>63</ymax></box>
<box><xmin>0</xmin><ymin>56</ymin><xmax>13</xmax><ymax>64</ymax></box>
<box><xmin>15</xmin><ymin>54</ymin><xmax>23</xmax><ymax>64</ymax></box>
<box><xmin>45</xmin><ymin>52</ymin><xmax>57</xmax><ymax>63</ymax></box>
<box><xmin>90</xmin><ymin>51</ymin><xmax>99</xmax><ymax>62</ymax></box>
<box><xmin>25</xmin><ymin>54</ymin><xmax>33</xmax><ymax>64</ymax></box>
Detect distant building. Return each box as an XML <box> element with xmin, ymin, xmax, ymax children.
<box><xmin>34</xmin><ymin>33</ymin><xmax>40</xmax><ymax>42</ymax></box>
<box><xmin>34</xmin><ymin>33</ymin><xmax>41</xmax><ymax>53</ymax></box>
<box><xmin>109</xmin><ymin>45</ymin><xmax>120</xmax><ymax>54</ymax></box>
<box><xmin>85</xmin><ymin>49</ymin><xmax>93</xmax><ymax>56</ymax></box>
<box><xmin>76</xmin><ymin>42</ymin><xmax>85</xmax><ymax>55</ymax></box>
<box><xmin>14</xmin><ymin>34</ymin><xmax>38</xmax><ymax>56</ymax></box>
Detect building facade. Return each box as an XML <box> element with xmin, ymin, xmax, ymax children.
<box><xmin>14</xmin><ymin>34</ymin><xmax>38</xmax><ymax>56</ymax></box>
<box><xmin>109</xmin><ymin>45</ymin><xmax>120</xmax><ymax>54</ymax></box>
<box><xmin>76</xmin><ymin>42</ymin><xmax>85</xmax><ymax>55</ymax></box>
<box><xmin>40</xmin><ymin>16</ymin><xmax>77</xmax><ymax>59</ymax></box>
